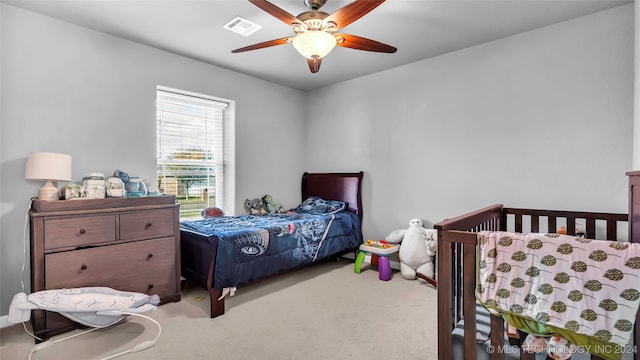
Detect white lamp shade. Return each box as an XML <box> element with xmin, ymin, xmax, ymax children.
<box><xmin>25</xmin><ymin>152</ymin><xmax>72</xmax><ymax>182</ymax></box>
<box><xmin>292</xmin><ymin>31</ymin><xmax>337</xmax><ymax>59</ymax></box>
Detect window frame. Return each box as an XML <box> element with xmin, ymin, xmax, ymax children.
<box><xmin>156</xmin><ymin>86</ymin><xmax>234</xmax><ymax>218</ymax></box>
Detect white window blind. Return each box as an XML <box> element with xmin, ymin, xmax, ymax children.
<box><xmin>156</xmin><ymin>88</ymin><xmax>228</xmax><ymax>219</ymax></box>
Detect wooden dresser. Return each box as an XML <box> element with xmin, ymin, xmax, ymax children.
<box><xmin>29</xmin><ymin>195</ymin><xmax>181</xmax><ymax>340</ymax></box>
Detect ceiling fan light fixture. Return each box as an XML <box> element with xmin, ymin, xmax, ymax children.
<box><xmin>292</xmin><ymin>31</ymin><xmax>336</xmax><ymax>59</ymax></box>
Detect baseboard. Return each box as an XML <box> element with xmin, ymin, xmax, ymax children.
<box><xmin>0</xmin><ymin>315</ymin><xmax>11</xmax><ymax>329</ymax></box>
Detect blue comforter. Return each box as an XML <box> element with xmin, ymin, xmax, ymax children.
<box><xmin>180</xmin><ymin>211</ymin><xmax>362</xmax><ymax>289</ymax></box>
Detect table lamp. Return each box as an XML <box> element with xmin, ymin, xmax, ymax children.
<box><xmin>25</xmin><ymin>152</ymin><xmax>72</xmax><ymax>201</ymax></box>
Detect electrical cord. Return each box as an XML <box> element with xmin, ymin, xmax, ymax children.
<box><xmin>25</xmin><ymin>312</ymin><xmax>161</xmax><ymax>360</ymax></box>
<box><xmin>99</xmin><ymin>313</ymin><xmax>162</xmax><ymax>360</ymax></box>
<box><xmin>27</xmin><ymin>326</ymin><xmax>101</xmax><ymax>360</ymax></box>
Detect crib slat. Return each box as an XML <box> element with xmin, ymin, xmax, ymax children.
<box><xmin>437</xmin><ymin>231</ymin><xmax>454</xmax><ymax>359</ymax></box>
<box><xmin>517</xmin><ymin>330</ymin><xmax>535</xmax><ymax>360</ymax></box>
<box><xmin>548</xmin><ymin>215</ymin><xmax>557</xmax><ymax>233</ymax></box>
<box><xmin>455</xmin><ymin>242</ymin><xmax>463</xmax><ymax>325</ymax></box>
<box><xmin>531</xmin><ymin>216</ymin><xmax>539</xmax><ymax>233</ymax></box>
<box><xmin>607</xmin><ymin>220</ymin><xmax>617</xmax><ymax>240</ymax></box>
<box><xmin>514</xmin><ymin>214</ymin><xmax>522</xmax><ymax>233</ymax></box>
<box><xmin>567</xmin><ymin>216</ymin><xmax>576</xmax><ymax>235</ymax></box>
<box><xmin>585</xmin><ymin>218</ymin><xmax>596</xmax><ymax>238</ymax></box>
<box><xmin>463</xmin><ymin>242</ymin><xmax>478</xmax><ymax>360</ymax></box>
<box><xmin>489</xmin><ymin>316</ymin><xmax>505</xmax><ymax>360</ymax></box>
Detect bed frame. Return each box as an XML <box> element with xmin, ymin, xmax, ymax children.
<box><xmin>186</xmin><ymin>171</ymin><xmax>364</xmax><ymax>319</ymax></box>
<box><xmin>434</xmin><ymin>204</ymin><xmax>638</xmax><ymax>360</ymax></box>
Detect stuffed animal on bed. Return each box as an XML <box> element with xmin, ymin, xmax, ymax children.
<box><xmin>385</xmin><ymin>218</ymin><xmax>437</xmax><ymax>282</ymax></box>
<box><xmin>244</xmin><ymin>198</ymin><xmax>267</xmax><ymax>215</ymax></box>
<box><xmin>262</xmin><ymin>194</ymin><xmax>286</xmax><ymax>214</ymax></box>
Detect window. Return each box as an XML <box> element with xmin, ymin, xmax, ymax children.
<box><xmin>156</xmin><ymin>87</ymin><xmax>229</xmax><ymax>219</ymax></box>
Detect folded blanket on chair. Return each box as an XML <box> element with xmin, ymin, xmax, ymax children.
<box><xmin>476</xmin><ymin>231</ymin><xmax>640</xmax><ymax>360</ymax></box>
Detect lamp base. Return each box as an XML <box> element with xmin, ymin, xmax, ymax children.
<box><xmin>38</xmin><ymin>180</ymin><xmax>60</xmax><ymax>201</ymax></box>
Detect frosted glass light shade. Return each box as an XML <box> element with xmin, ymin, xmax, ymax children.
<box><xmin>25</xmin><ymin>152</ymin><xmax>72</xmax><ymax>201</ymax></box>
<box><xmin>292</xmin><ymin>31</ymin><xmax>337</xmax><ymax>59</ymax></box>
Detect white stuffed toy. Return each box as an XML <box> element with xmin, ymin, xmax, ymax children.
<box><xmin>386</xmin><ymin>218</ymin><xmax>437</xmax><ymax>282</ymax></box>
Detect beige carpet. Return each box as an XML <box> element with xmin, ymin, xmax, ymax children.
<box><xmin>0</xmin><ymin>259</ymin><xmax>437</xmax><ymax>360</ymax></box>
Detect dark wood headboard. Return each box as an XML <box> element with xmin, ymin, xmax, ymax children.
<box><xmin>301</xmin><ymin>171</ymin><xmax>364</xmax><ymax>221</ymax></box>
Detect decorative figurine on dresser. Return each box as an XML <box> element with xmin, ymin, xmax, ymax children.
<box><xmin>29</xmin><ymin>195</ymin><xmax>181</xmax><ymax>341</ymax></box>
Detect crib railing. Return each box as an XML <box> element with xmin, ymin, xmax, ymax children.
<box><xmin>434</xmin><ymin>204</ymin><xmax>631</xmax><ymax>360</ymax></box>
<box><xmin>502</xmin><ymin>207</ymin><xmax>626</xmax><ymax>240</ymax></box>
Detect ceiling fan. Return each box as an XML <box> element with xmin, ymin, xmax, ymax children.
<box><xmin>231</xmin><ymin>0</ymin><xmax>397</xmax><ymax>73</ymax></box>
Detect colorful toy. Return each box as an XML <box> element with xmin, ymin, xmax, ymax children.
<box><xmin>385</xmin><ymin>218</ymin><xmax>437</xmax><ymax>283</ymax></box>
<box><xmin>364</xmin><ymin>239</ymin><xmax>394</xmax><ymax>249</ymax></box>
<box><xmin>354</xmin><ymin>241</ymin><xmax>400</xmax><ymax>281</ymax></box>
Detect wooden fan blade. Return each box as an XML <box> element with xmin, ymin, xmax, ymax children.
<box><xmin>231</xmin><ymin>36</ymin><xmax>293</xmax><ymax>53</ymax></box>
<box><xmin>307</xmin><ymin>56</ymin><xmax>322</xmax><ymax>73</ymax></box>
<box><xmin>249</xmin><ymin>0</ymin><xmax>300</xmax><ymax>26</ymax></box>
<box><xmin>324</xmin><ymin>0</ymin><xmax>385</xmax><ymax>30</ymax></box>
<box><xmin>335</xmin><ymin>33</ymin><xmax>396</xmax><ymax>53</ymax></box>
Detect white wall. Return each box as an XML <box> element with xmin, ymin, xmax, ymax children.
<box><xmin>304</xmin><ymin>4</ymin><xmax>634</xmax><ymax>240</ymax></box>
<box><xmin>0</xmin><ymin>4</ymin><xmax>307</xmax><ymax>315</ymax></box>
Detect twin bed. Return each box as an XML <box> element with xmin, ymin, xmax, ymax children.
<box><xmin>434</xmin><ymin>205</ymin><xmax>639</xmax><ymax>360</ymax></box>
<box><xmin>179</xmin><ymin>171</ymin><xmax>364</xmax><ymax>318</ymax></box>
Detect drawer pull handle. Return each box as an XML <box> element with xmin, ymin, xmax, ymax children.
<box><xmin>145</xmin><ymin>223</ymin><xmax>152</xmax><ymax>229</ymax></box>
<box><xmin>79</xmin><ymin>229</ymin><xmax>86</xmax><ymax>235</ymax></box>
<box><xmin>147</xmin><ymin>284</ymin><xmax>154</xmax><ymax>290</ymax></box>
<box><xmin>80</xmin><ymin>264</ymin><xmax>88</xmax><ymax>270</ymax></box>
<box><xmin>147</xmin><ymin>253</ymin><xmax>153</xmax><ymax>260</ymax></box>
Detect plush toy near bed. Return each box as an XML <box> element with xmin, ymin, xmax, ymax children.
<box><xmin>244</xmin><ymin>198</ymin><xmax>267</xmax><ymax>215</ymax></box>
<box><xmin>262</xmin><ymin>194</ymin><xmax>286</xmax><ymax>214</ymax></box>
<box><xmin>386</xmin><ymin>218</ymin><xmax>437</xmax><ymax>282</ymax></box>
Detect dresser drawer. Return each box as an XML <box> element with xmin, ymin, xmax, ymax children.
<box><xmin>120</xmin><ymin>208</ymin><xmax>175</xmax><ymax>240</ymax></box>
<box><xmin>45</xmin><ymin>237</ymin><xmax>176</xmax><ymax>298</ymax></box>
<box><xmin>44</xmin><ymin>214</ymin><xmax>116</xmax><ymax>250</ymax></box>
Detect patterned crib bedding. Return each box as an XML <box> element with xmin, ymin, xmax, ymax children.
<box><xmin>180</xmin><ymin>209</ymin><xmax>362</xmax><ymax>291</ymax></box>
<box><xmin>476</xmin><ymin>231</ymin><xmax>640</xmax><ymax>360</ymax></box>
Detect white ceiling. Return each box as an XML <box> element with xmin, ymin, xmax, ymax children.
<box><xmin>2</xmin><ymin>0</ymin><xmax>632</xmax><ymax>91</ymax></box>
